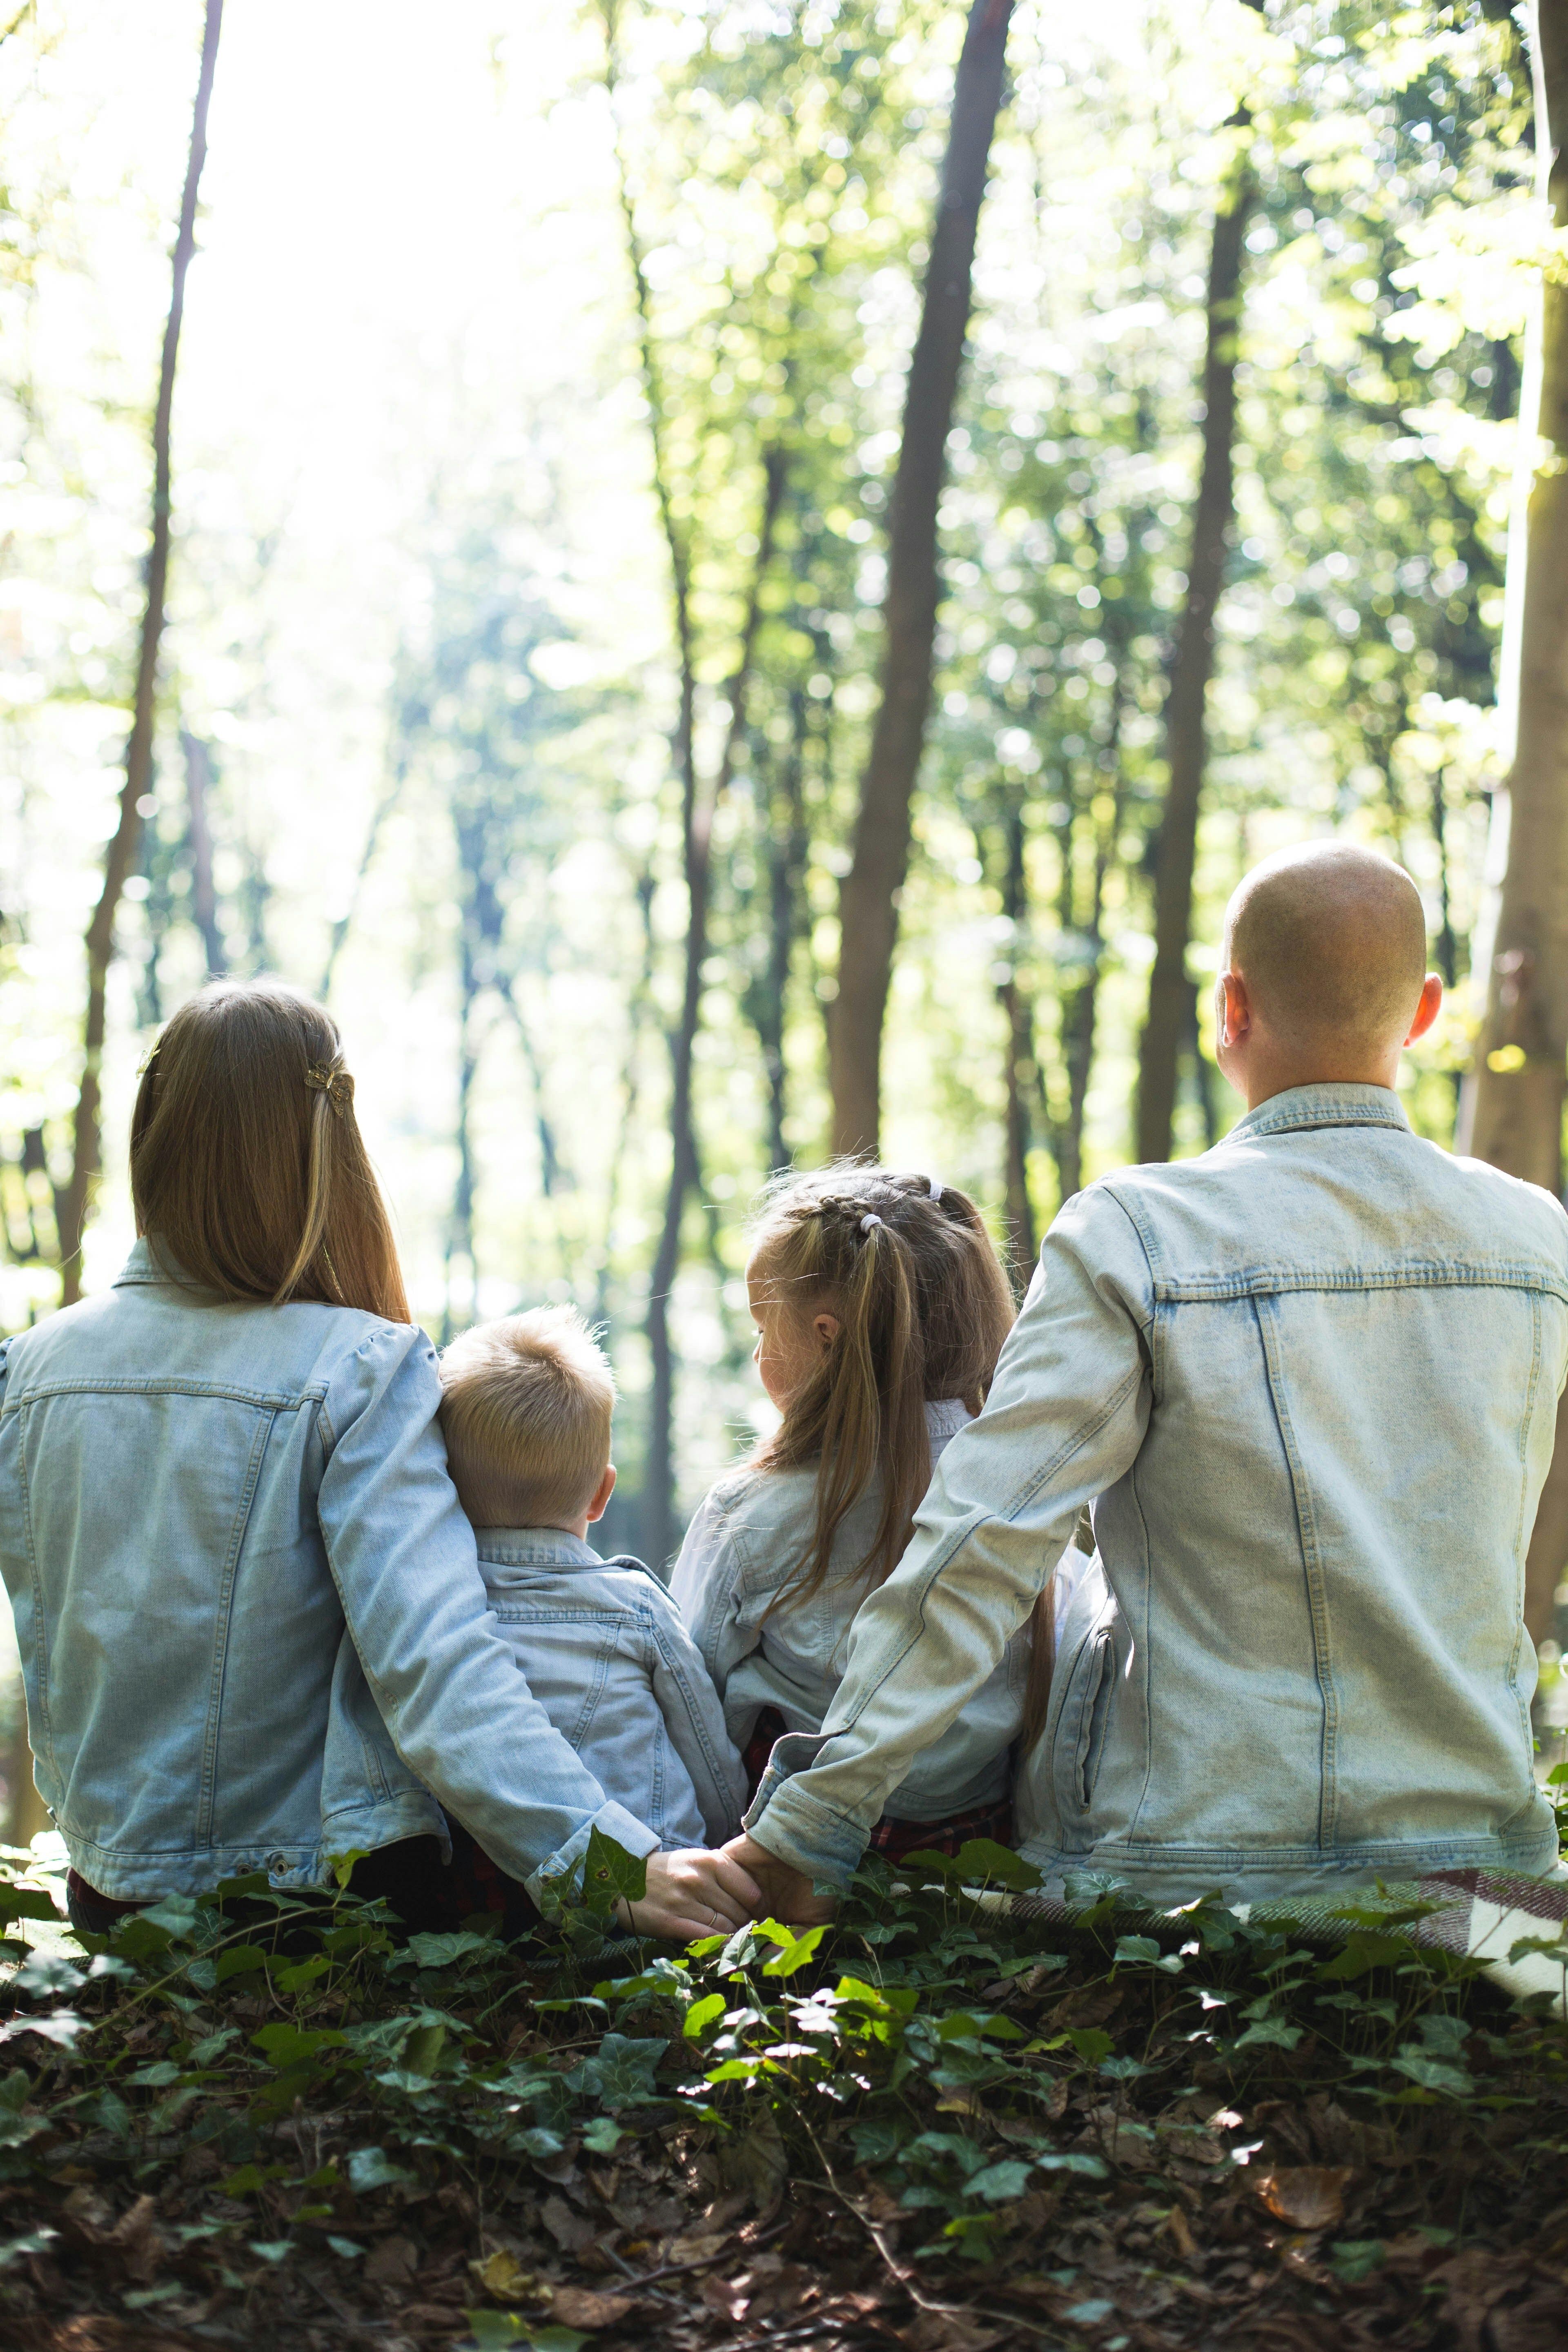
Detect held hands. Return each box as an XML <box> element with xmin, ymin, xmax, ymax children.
<box><xmin>619</xmin><ymin>1845</ymin><xmax>763</xmax><ymax>1942</ymax></box>
<box><xmin>718</xmin><ymin>1832</ymin><xmax>837</xmax><ymax>1927</ymax></box>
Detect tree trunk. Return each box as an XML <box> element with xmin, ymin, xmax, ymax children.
<box><xmin>996</xmin><ymin>802</ymin><xmax>1038</xmax><ymax>1287</ymax></box>
<box><xmin>829</xmin><ymin>0</ymin><xmax>1014</xmax><ymax>1159</ymax></box>
<box><xmin>180</xmin><ymin>729</ymin><xmax>227</xmax><ymax>978</ymax></box>
<box><xmin>1457</xmin><ymin>0</ymin><xmax>1568</xmax><ymax>1640</ymax></box>
<box><xmin>760</xmin><ymin>686</ymin><xmax>810</xmax><ymax>1176</ymax></box>
<box><xmin>1459</xmin><ymin>6</ymin><xmax>1568</xmax><ymax>1189</ymax></box>
<box><xmin>642</xmin><ymin>448</ymin><xmax>786</xmax><ymax>1569</ymax></box>
<box><xmin>1135</xmin><ymin>144</ymin><xmax>1253</xmax><ymax>1166</ymax></box>
<box><xmin>56</xmin><ymin>0</ymin><xmax>222</xmax><ymax>1303</ymax></box>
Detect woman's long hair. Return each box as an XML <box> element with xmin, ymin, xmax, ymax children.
<box><xmin>750</xmin><ymin>1165</ymin><xmax>1015</xmax><ymax>1606</ymax></box>
<box><xmin>129</xmin><ymin>980</ymin><xmax>410</xmax><ymax>1324</ymax></box>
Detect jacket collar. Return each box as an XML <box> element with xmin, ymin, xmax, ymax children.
<box><xmin>474</xmin><ymin>1526</ymin><xmax>604</xmax><ymax>1570</ymax></box>
<box><xmin>114</xmin><ymin>1236</ymin><xmax>176</xmax><ymax>1287</ymax></box>
<box><xmin>1223</xmin><ymin>1082</ymin><xmax>1411</xmax><ymax>1146</ymax></box>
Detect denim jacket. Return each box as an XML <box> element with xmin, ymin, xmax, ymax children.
<box><xmin>672</xmin><ymin>1401</ymin><xmax>1031</xmax><ymax>1820</ymax></box>
<box><xmin>0</xmin><ymin>1241</ymin><xmax>661</xmax><ymax>1901</ymax></box>
<box><xmin>475</xmin><ymin>1528</ymin><xmax>745</xmax><ymax>1849</ymax></box>
<box><xmin>750</xmin><ymin>1086</ymin><xmax>1568</xmax><ymax>1902</ymax></box>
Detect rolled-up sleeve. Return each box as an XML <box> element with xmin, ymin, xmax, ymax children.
<box><xmin>746</xmin><ymin>1185</ymin><xmax>1155</xmax><ymax>1883</ymax></box>
<box><xmin>316</xmin><ymin>1325</ymin><xmax>658</xmax><ymax>1896</ymax></box>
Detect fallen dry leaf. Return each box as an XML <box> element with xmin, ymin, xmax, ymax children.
<box><xmin>363</xmin><ymin>2233</ymin><xmax>419</xmax><ymax>2287</ymax></box>
<box><xmin>468</xmin><ymin>2247</ymin><xmax>543</xmax><ymax>2305</ymax></box>
<box><xmin>1254</xmin><ymin>2166</ymin><xmax>1353</xmax><ymax>2232</ymax></box>
<box><xmin>899</xmin><ymin>2308</ymin><xmax>1004</xmax><ymax>2352</ymax></box>
<box><xmin>540</xmin><ymin>2193</ymin><xmax>597</xmax><ymax>2253</ymax></box>
<box><xmin>550</xmin><ymin>2285</ymin><xmax>638</xmax><ymax>2329</ymax></box>
<box><xmin>665</xmin><ymin>2226</ymin><xmax>730</xmax><ymax>2267</ymax></box>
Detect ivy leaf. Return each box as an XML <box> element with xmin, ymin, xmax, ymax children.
<box><xmin>347</xmin><ymin>2146</ymin><xmax>415</xmax><ymax>2192</ymax></box>
<box><xmin>1316</xmin><ymin>1931</ymin><xmax>1413</xmax><ymax>1980</ymax></box>
<box><xmin>404</xmin><ymin>1931</ymin><xmax>498</xmax><ymax>1973</ymax></box>
<box><xmin>684</xmin><ymin>1993</ymin><xmax>727</xmax><ymax>2039</ymax></box>
<box><xmin>1061</xmin><ymin>2026</ymin><xmax>1114</xmax><ymax>2066</ymax></box>
<box><xmin>950</xmin><ymin>1840</ymin><xmax>1042</xmax><ymax>1891</ymax></box>
<box><xmin>213</xmin><ymin>1944</ymin><xmax>270</xmax><ymax>1984</ymax></box>
<box><xmin>757</xmin><ymin>1920</ymin><xmax>828</xmax><ymax>1978</ymax></box>
<box><xmin>581</xmin><ymin>2115</ymin><xmax>624</xmax><ymax>2155</ymax></box>
<box><xmin>0</xmin><ymin>2227</ymin><xmax>59</xmax><ymax>2269</ymax></box>
<box><xmin>1390</xmin><ymin>2048</ymin><xmax>1474</xmax><ymax>2097</ymax></box>
<box><xmin>580</xmin><ymin>1829</ymin><xmax>648</xmax><ymax>1915</ymax></box>
<box><xmin>963</xmin><ymin>2158</ymin><xmax>1035</xmax><ymax>2202</ymax></box>
<box><xmin>0</xmin><ymin>2008</ymin><xmax>87</xmax><ymax>2053</ymax></box>
<box><xmin>0</xmin><ymin>1885</ymin><xmax>63</xmax><ymax>1929</ymax></box>
<box><xmin>251</xmin><ymin>2023</ymin><xmax>347</xmax><ymax>2071</ymax></box>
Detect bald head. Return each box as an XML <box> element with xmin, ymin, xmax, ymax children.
<box><xmin>1224</xmin><ymin>842</ymin><xmax>1428</xmax><ymax>1056</ymax></box>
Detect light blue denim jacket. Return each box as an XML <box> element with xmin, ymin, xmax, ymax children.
<box><xmin>0</xmin><ymin>1242</ymin><xmax>660</xmax><ymax>1901</ymax></box>
<box><xmin>476</xmin><ymin>1529</ymin><xmax>745</xmax><ymax>1849</ymax></box>
<box><xmin>750</xmin><ymin>1086</ymin><xmax>1568</xmax><ymax>1902</ymax></box>
<box><xmin>672</xmin><ymin>1401</ymin><xmax>1032</xmax><ymax>1819</ymax></box>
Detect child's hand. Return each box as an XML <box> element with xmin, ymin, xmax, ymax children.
<box><xmin>619</xmin><ymin>1847</ymin><xmax>762</xmax><ymax>1942</ymax></box>
<box><xmin>719</xmin><ymin>1833</ymin><xmax>836</xmax><ymax>1926</ymax></box>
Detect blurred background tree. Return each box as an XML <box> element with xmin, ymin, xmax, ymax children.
<box><xmin>0</xmin><ymin>0</ymin><xmax>1555</xmax><ymax>1740</ymax></box>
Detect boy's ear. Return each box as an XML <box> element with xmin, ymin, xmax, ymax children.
<box><xmin>586</xmin><ymin>1463</ymin><xmax>617</xmax><ymax>1524</ymax></box>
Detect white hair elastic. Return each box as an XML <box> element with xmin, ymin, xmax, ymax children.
<box><xmin>860</xmin><ymin>1212</ymin><xmax>884</xmax><ymax>1234</ymax></box>
<box><xmin>927</xmin><ymin>1175</ymin><xmax>943</xmax><ymax>1199</ymax></box>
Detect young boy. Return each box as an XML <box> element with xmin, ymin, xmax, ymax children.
<box><xmin>439</xmin><ymin>1308</ymin><xmax>746</xmax><ymax>1854</ymax></box>
<box><xmin>733</xmin><ymin>841</ymin><xmax>1568</xmax><ymax>1917</ymax></box>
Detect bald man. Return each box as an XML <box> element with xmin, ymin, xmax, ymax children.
<box><xmin>731</xmin><ymin>841</ymin><xmax>1568</xmax><ymax>1915</ymax></box>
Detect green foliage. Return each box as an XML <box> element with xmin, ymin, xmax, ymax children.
<box><xmin>2</xmin><ymin>1844</ymin><xmax>1564</xmax><ymax>2337</ymax></box>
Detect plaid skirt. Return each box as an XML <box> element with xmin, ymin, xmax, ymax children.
<box><xmin>742</xmin><ymin>1707</ymin><xmax>1014</xmax><ymax>1864</ymax></box>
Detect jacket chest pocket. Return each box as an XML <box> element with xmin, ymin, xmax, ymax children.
<box><xmin>1058</xmin><ymin>1617</ymin><xmax>1117</xmax><ymax>1817</ymax></box>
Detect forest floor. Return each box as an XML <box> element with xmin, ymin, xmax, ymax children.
<box><xmin>0</xmin><ymin>1836</ymin><xmax>1565</xmax><ymax>2352</ymax></box>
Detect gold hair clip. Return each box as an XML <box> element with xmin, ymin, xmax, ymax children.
<box><xmin>136</xmin><ymin>1043</ymin><xmax>161</xmax><ymax>1077</ymax></box>
<box><xmin>304</xmin><ymin>1063</ymin><xmax>354</xmax><ymax>1116</ymax></box>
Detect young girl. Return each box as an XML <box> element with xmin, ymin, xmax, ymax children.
<box><xmin>673</xmin><ymin>1165</ymin><xmax>1056</xmax><ymax>1860</ymax></box>
<box><xmin>0</xmin><ymin>979</ymin><xmax>757</xmax><ymax>1944</ymax></box>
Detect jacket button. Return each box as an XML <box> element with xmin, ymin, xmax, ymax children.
<box><xmin>266</xmin><ymin>1852</ymin><xmax>288</xmax><ymax>1875</ymax></box>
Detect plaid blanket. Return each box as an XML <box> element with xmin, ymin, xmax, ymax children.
<box><xmin>990</xmin><ymin>1866</ymin><xmax>1568</xmax><ymax>2014</ymax></box>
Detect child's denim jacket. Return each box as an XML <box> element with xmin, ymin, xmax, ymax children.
<box><xmin>751</xmin><ymin>1085</ymin><xmax>1568</xmax><ymax>1903</ymax></box>
<box><xmin>0</xmin><ymin>1242</ymin><xmax>661</xmax><ymax>1902</ymax></box>
<box><xmin>476</xmin><ymin>1530</ymin><xmax>745</xmax><ymax>1849</ymax></box>
<box><xmin>672</xmin><ymin>1402</ymin><xmax>1030</xmax><ymax>1822</ymax></box>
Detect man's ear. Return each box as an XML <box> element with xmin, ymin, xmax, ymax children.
<box><xmin>1404</xmin><ymin>972</ymin><xmax>1443</xmax><ymax>1046</ymax></box>
<box><xmin>586</xmin><ymin>1463</ymin><xmax>617</xmax><ymax>1524</ymax></box>
<box><xmin>1217</xmin><ymin>970</ymin><xmax>1252</xmax><ymax>1050</ymax></box>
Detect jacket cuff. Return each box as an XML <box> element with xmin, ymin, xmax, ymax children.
<box><xmin>528</xmin><ymin>1801</ymin><xmax>662</xmax><ymax>1904</ymax></box>
<box><xmin>744</xmin><ymin>1763</ymin><xmax>871</xmax><ymax>1889</ymax></box>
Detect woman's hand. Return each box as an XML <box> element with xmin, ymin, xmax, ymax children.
<box><xmin>719</xmin><ymin>1833</ymin><xmax>837</xmax><ymax>1925</ymax></box>
<box><xmin>618</xmin><ymin>1846</ymin><xmax>763</xmax><ymax>1942</ymax></box>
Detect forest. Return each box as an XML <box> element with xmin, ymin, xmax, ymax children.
<box><xmin>2</xmin><ymin>2</ymin><xmax>1568</xmax><ymax>2348</ymax></box>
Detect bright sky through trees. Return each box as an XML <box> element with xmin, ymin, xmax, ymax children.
<box><xmin>0</xmin><ymin>0</ymin><xmax>1546</xmax><ymax>1570</ymax></box>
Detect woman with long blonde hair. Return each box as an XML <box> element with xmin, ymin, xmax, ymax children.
<box><xmin>0</xmin><ymin>981</ymin><xmax>756</xmax><ymax>1942</ymax></box>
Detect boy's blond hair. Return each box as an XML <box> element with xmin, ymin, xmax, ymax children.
<box><xmin>438</xmin><ymin>1307</ymin><xmax>615</xmax><ymax>1529</ymax></box>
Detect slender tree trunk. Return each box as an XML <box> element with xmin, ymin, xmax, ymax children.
<box><xmin>1458</xmin><ymin>0</ymin><xmax>1568</xmax><ymax>1640</ymax></box>
<box><xmin>443</xmin><ymin>950</ymin><xmax>481</xmax><ymax>1349</ymax></box>
<box><xmin>995</xmin><ymin>802</ymin><xmax>1038</xmax><ymax>1286</ymax></box>
<box><xmin>595</xmin><ymin>864</ymin><xmax>656</xmax><ymax>1330</ymax></box>
<box><xmin>56</xmin><ymin>0</ymin><xmax>222</xmax><ymax>1302</ymax></box>
<box><xmin>180</xmin><ymin>729</ymin><xmax>227</xmax><ymax>978</ymax></box>
<box><xmin>1135</xmin><ymin>143</ymin><xmax>1253</xmax><ymax>1166</ymax></box>
<box><xmin>760</xmin><ymin>687</ymin><xmax>809</xmax><ymax>1176</ymax></box>
<box><xmin>643</xmin><ymin>449</ymin><xmax>787</xmax><ymax>1567</ymax></box>
<box><xmin>829</xmin><ymin>0</ymin><xmax>1014</xmax><ymax>1158</ymax></box>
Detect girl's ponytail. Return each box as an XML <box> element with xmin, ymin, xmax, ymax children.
<box><xmin>749</xmin><ymin>1163</ymin><xmax>1014</xmax><ymax>1608</ymax></box>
